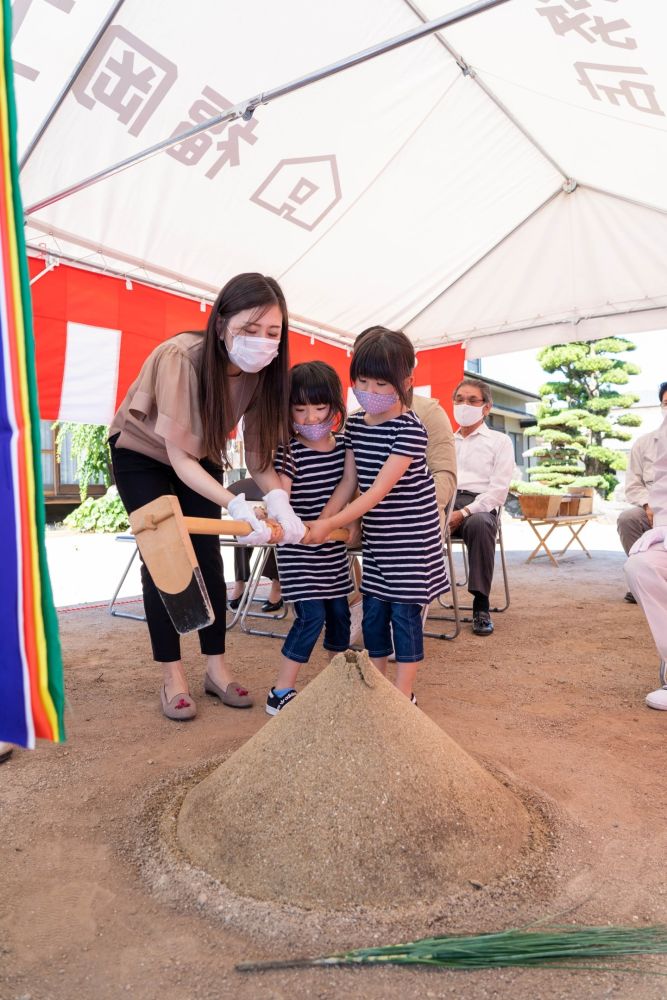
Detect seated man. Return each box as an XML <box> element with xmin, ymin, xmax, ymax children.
<box><xmin>411</xmin><ymin>392</ymin><xmax>457</xmax><ymax>523</ymax></box>
<box><xmin>617</xmin><ymin>381</ymin><xmax>667</xmax><ymax>603</ymax></box>
<box><xmin>624</xmin><ymin>404</ymin><xmax>667</xmax><ymax>709</ymax></box>
<box><xmin>448</xmin><ymin>378</ymin><xmax>514</xmax><ymax>636</ymax></box>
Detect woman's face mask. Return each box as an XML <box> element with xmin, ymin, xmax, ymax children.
<box><xmin>219</xmin><ymin>304</ymin><xmax>283</xmax><ymax>373</ymax></box>
<box><xmin>226</xmin><ymin>334</ymin><xmax>280</xmax><ymax>373</ymax></box>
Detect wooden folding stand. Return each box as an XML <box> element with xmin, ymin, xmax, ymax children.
<box><xmin>522</xmin><ymin>512</ymin><xmax>597</xmax><ymax>567</ymax></box>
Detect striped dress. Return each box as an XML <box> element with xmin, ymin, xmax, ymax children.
<box><xmin>274</xmin><ymin>435</ymin><xmax>353</xmax><ymax>602</ymax></box>
<box><xmin>345</xmin><ymin>410</ymin><xmax>449</xmax><ymax>604</ymax></box>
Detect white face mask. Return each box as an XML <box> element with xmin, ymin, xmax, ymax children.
<box><xmin>226</xmin><ymin>334</ymin><xmax>280</xmax><ymax>373</ymax></box>
<box><xmin>454</xmin><ymin>403</ymin><xmax>485</xmax><ymax>427</ymax></box>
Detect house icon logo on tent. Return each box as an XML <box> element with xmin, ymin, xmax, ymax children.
<box><xmin>250</xmin><ymin>155</ymin><xmax>342</xmax><ymax>231</ymax></box>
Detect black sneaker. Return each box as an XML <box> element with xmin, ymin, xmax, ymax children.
<box><xmin>624</xmin><ymin>591</ymin><xmax>637</xmax><ymax>604</ymax></box>
<box><xmin>472</xmin><ymin>610</ymin><xmax>494</xmax><ymax>636</ymax></box>
<box><xmin>265</xmin><ymin>687</ymin><xmax>297</xmax><ymax>716</ymax></box>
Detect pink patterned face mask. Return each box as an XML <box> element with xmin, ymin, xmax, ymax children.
<box><xmin>352</xmin><ymin>386</ymin><xmax>399</xmax><ymax>415</ymax></box>
<box><xmin>293</xmin><ymin>417</ymin><xmax>334</xmax><ymax>441</ymax></box>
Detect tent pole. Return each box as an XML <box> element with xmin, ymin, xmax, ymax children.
<box><xmin>19</xmin><ymin>0</ymin><xmax>126</xmax><ymax>173</ymax></box>
<box><xmin>24</xmin><ymin>0</ymin><xmax>511</xmax><ymax>217</ymax></box>
<box><xmin>25</xmin><ymin>245</ymin><xmax>354</xmax><ymax>349</ymax></box>
<box><xmin>399</xmin><ymin>0</ymin><xmax>569</xmax><ymax>179</ymax></box>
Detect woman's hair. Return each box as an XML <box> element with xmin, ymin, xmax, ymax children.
<box><xmin>289</xmin><ymin>361</ymin><xmax>346</xmax><ymax>431</ymax></box>
<box><xmin>198</xmin><ymin>272</ymin><xmax>291</xmax><ymax>470</ymax></box>
<box><xmin>351</xmin><ymin>326</ymin><xmax>415</xmax><ymax>407</ymax></box>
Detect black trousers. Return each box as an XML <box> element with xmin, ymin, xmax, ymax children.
<box><xmin>110</xmin><ymin>437</ymin><xmax>227</xmax><ymax>662</ymax></box>
<box><xmin>451</xmin><ymin>490</ymin><xmax>498</xmax><ymax>598</ymax></box>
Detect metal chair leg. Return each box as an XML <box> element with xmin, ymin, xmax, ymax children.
<box><xmin>238</xmin><ymin>546</ymin><xmax>292</xmax><ymax>639</ymax></box>
<box><xmin>109</xmin><ymin>540</ymin><xmax>146</xmax><ymax>621</ymax></box>
<box><xmin>660</xmin><ymin>659</ymin><xmax>666</xmax><ymax>686</ymax></box>
<box><xmin>438</xmin><ymin>518</ymin><xmax>510</xmax><ymax>619</ymax></box>
<box><xmin>424</xmin><ymin>541</ymin><xmax>461</xmax><ymax>640</ymax></box>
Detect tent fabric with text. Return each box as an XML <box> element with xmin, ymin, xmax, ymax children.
<box><xmin>12</xmin><ymin>0</ymin><xmax>667</xmax><ymax>359</ymax></box>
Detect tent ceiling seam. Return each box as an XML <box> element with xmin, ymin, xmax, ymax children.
<box><xmin>577</xmin><ymin>183</ymin><xmax>667</xmax><ymax>218</ymax></box>
<box><xmin>398</xmin><ymin>0</ymin><xmax>570</xmax><ymax>180</ymax></box>
<box><xmin>444</xmin><ymin>301</ymin><xmax>667</xmax><ymax>347</ymax></box>
<box><xmin>276</xmin><ymin>72</ymin><xmax>463</xmax><ymax>283</ymax></box>
<box><xmin>404</xmin><ymin>185</ymin><xmax>563</xmax><ymax>328</ymax></box>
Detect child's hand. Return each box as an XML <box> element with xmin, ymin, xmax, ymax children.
<box><xmin>304</xmin><ymin>518</ymin><xmax>332</xmax><ymax>545</ymax></box>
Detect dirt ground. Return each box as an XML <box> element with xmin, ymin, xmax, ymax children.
<box><xmin>2</xmin><ymin>534</ymin><xmax>667</xmax><ymax>1000</ymax></box>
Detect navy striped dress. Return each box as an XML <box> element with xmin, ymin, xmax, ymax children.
<box><xmin>274</xmin><ymin>435</ymin><xmax>353</xmax><ymax>602</ymax></box>
<box><xmin>345</xmin><ymin>410</ymin><xmax>449</xmax><ymax>604</ymax></box>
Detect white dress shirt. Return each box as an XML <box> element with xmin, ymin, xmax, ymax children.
<box><xmin>454</xmin><ymin>422</ymin><xmax>515</xmax><ymax>515</ymax></box>
<box><xmin>625</xmin><ymin>429</ymin><xmax>659</xmax><ymax>508</ymax></box>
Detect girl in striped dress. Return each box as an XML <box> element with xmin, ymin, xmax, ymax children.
<box><xmin>306</xmin><ymin>328</ymin><xmax>448</xmax><ymax>702</ymax></box>
<box><xmin>266</xmin><ymin>362</ymin><xmax>353</xmax><ymax>715</ymax></box>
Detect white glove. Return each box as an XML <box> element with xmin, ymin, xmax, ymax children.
<box><xmin>263</xmin><ymin>488</ymin><xmax>306</xmax><ymax>544</ymax></box>
<box><xmin>630</xmin><ymin>525</ymin><xmax>667</xmax><ymax>554</ymax></box>
<box><xmin>227</xmin><ymin>493</ymin><xmax>272</xmax><ymax>545</ymax></box>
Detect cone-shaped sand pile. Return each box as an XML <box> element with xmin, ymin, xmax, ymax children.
<box><xmin>177</xmin><ymin>652</ymin><xmax>531</xmax><ymax>910</ymax></box>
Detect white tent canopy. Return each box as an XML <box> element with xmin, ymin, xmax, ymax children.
<box><xmin>13</xmin><ymin>0</ymin><xmax>667</xmax><ymax>356</ymax></box>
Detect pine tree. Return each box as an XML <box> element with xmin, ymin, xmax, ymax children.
<box><xmin>524</xmin><ymin>338</ymin><xmax>641</xmax><ymax>496</ymax></box>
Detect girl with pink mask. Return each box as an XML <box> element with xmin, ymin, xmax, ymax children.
<box><xmin>265</xmin><ymin>362</ymin><xmax>353</xmax><ymax>715</ymax></box>
<box><xmin>307</xmin><ymin>327</ymin><xmax>448</xmax><ymax>703</ymax></box>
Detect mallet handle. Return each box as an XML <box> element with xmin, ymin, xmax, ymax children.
<box><xmin>183</xmin><ymin>517</ymin><xmax>349</xmax><ymax>543</ymax></box>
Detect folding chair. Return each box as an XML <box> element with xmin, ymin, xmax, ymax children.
<box><xmin>428</xmin><ymin>508</ymin><xmax>510</xmax><ymax>627</ymax></box>
<box><xmin>444</xmin><ymin>514</ymin><xmax>510</xmax><ymax>617</ymax></box>
<box><xmin>108</xmin><ymin>534</ymin><xmax>146</xmax><ymax>621</ymax></box>
<box><xmin>232</xmin><ymin>542</ymin><xmax>292</xmax><ymax>639</ymax></box>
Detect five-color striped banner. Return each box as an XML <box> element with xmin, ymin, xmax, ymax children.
<box><xmin>0</xmin><ymin>0</ymin><xmax>64</xmax><ymax>748</ymax></box>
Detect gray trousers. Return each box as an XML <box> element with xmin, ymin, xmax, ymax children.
<box><xmin>451</xmin><ymin>490</ymin><xmax>498</xmax><ymax>597</ymax></box>
<box><xmin>617</xmin><ymin>506</ymin><xmax>651</xmax><ymax>556</ymax></box>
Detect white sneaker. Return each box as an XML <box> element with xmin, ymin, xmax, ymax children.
<box><xmin>646</xmin><ymin>686</ymin><xmax>667</xmax><ymax>710</ymax></box>
<box><xmin>349</xmin><ymin>600</ymin><xmax>363</xmax><ymax>647</ymax></box>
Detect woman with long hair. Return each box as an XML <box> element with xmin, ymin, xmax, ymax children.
<box><xmin>109</xmin><ymin>272</ymin><xmax>304</xmax><ymax>720</ymax></box>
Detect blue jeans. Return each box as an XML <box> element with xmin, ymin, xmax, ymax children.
<box><xmin>281</xmin><ymin>596</ymin><xmax>351</xmax><ymax>664</ymax></box>
<box><xmin>362</xmin><ymin>594</ymin><xmax>424</xmax><ymax>663</ymax></box>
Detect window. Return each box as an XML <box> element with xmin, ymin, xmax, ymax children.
<box><xmin>39</xmin><ymin>421</ymin><xmax>106</xmax><ymax>500</ymax></box>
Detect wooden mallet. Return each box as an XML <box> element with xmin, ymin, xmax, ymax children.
<box><xmin>129</xmin><ymin>494</ymin><xmax>348</xmax><ymax>634</ymax></box>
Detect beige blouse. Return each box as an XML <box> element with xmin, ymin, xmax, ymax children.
<box><xmin>109</xmin><ymin>332</ymin><xmax>260</xmax><ymax>465</ymax></box>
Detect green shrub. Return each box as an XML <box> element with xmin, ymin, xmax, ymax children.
<box><xmin>64</xmin><ymin>486</ymin><xmax>129</xmax><ymax>533</ymax></box>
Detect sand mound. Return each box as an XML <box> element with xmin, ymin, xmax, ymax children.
<box><xmin>177</xmin><ymin>651</ymin><xmax>531</xmax><ymax>910</ymax></box>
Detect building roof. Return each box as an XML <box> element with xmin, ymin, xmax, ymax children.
<box><xmin>463</xmin><ymin>368</ymin><xmax>541</xmax><ymax>404</ymax></box>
